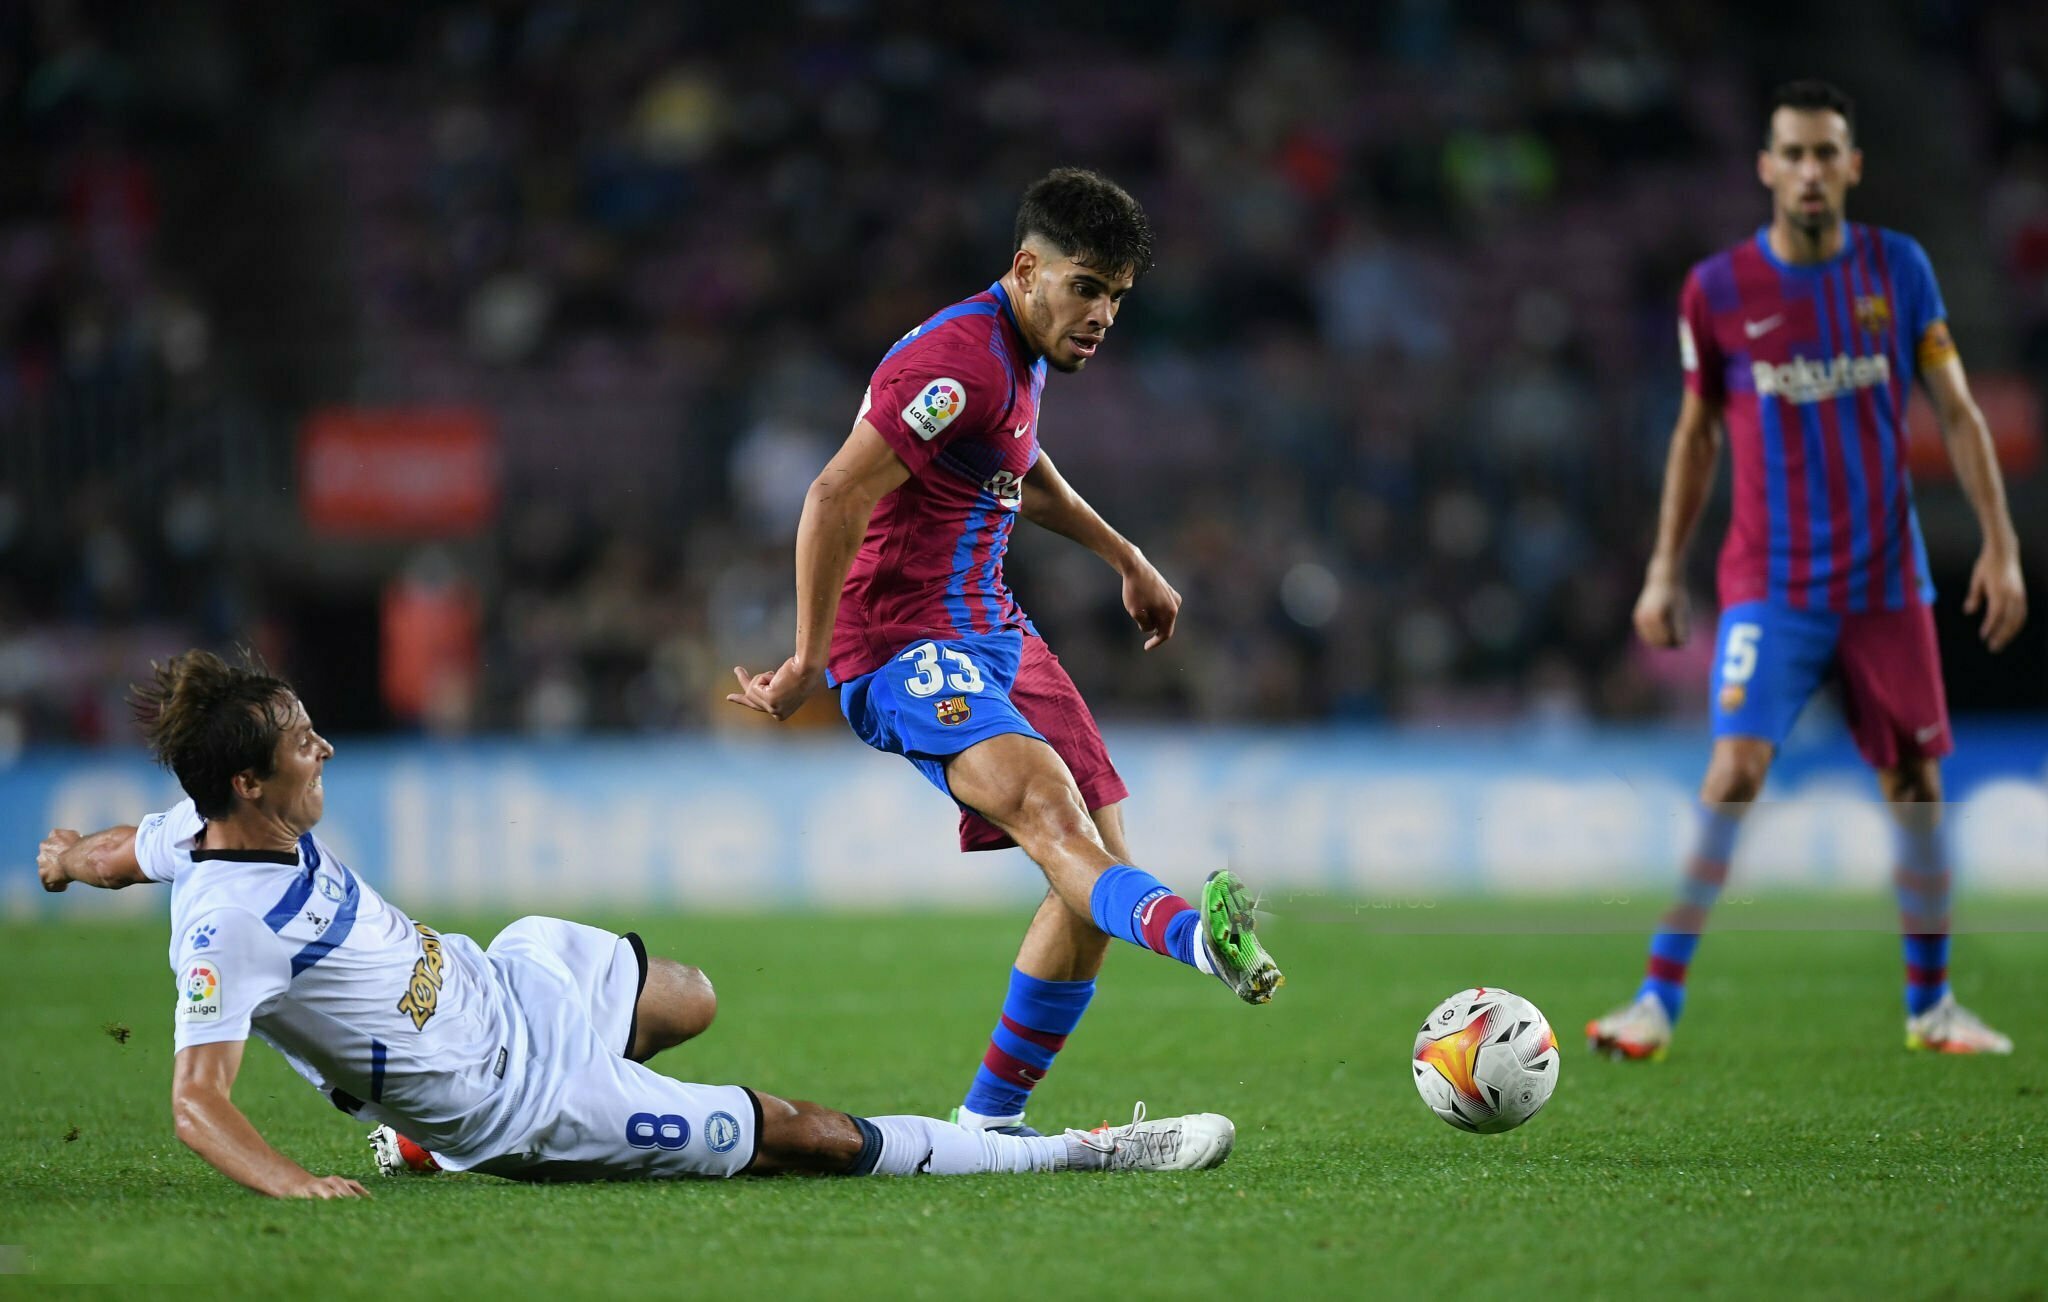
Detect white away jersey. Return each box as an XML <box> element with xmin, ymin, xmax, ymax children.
<box><xmin>139</xmin><ymin>801</ymin><xmax>516</xmax><ymax>1155</ymax></box>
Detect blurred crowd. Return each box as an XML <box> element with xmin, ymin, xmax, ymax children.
<box><xmin>3</xmin><ymin>1</ymin><xmax>2042</xmax><ymax>747</ymax></box>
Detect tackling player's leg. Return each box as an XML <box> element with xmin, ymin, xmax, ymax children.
<box><xmin>377</xmin><ymin>1093</ymin><xmax>1235</xmax><ymax>1179</ymax></box>
<box><xmin>751</xmin><ymin>1093</ymin><xmax>1232</xmax><ymax>1176</ymax></box>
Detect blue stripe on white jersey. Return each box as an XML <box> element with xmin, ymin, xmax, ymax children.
<box><xmin>262</xmin><ymin>873</ymin><xmax>315</xmax><ymax>931</ymax></box>
<box><xmin>289</xmin><ymin>861</ymin><xmax>361</xmax><ymax>976</ymax></box>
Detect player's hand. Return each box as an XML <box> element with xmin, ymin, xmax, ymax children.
<box><xmin>1963</xmin><ymin>547</ymin><xmax>2027</xmax><ymax>652</ymax></box>
<box><xmin>37</xmin><ymin>828</ymin><xmax>80</xmax><ymax>892</ymax></box>
<box><xmin>285</xmin><ymin>1174</ymin><xmax>371</xmax><ymax>1199</ymax></box>
<box><xmin>1121</xmin><ymin>557</ymin><xmax>1181</xmax><ymax>651</ymax></box>
<box><xmin>1633</xmin><ymin>570</ymin><xmax>1689</xmax><ymax>648</ymax></box>
<box><xmin>726</xmin><ymin>658</ymin><xmax>826</xmax><ymax>721</ymax></box>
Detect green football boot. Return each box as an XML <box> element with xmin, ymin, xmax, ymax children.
<box><xmin>1200</xmin><ymin>870</ymin><xmax>1284</xmax><ymax>1004</ymax></box>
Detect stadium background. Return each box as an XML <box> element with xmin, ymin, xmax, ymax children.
<box><xmin>3</xmin><ymin>0</ymin><xmax>2045</xmax><ymax>912</ymax></box>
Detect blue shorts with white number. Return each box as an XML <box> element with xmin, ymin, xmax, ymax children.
<box><xmin>1708</xmin><ymin>600</ymin><xmax>1842</xmax><ymax>748</ymax></box>
<box><xmin>837</xmin><ymin>629</ymin><xmax>1046</xmax><ymax>799</ymax></box>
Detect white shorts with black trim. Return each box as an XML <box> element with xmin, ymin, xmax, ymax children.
<box><xmin>444</xmin><ymin>915</ymin><xmax>760</xmax><ymax>1180</ymax></box>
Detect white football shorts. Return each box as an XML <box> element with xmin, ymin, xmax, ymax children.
<box><xmin>440</xmin><ymin>915</ymin><xmax>760</xmax><ymax>1180</ymax></box>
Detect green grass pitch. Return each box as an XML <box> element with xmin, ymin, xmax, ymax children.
<box><xmin>3</xmin><ymin>901</ymin><xmax>2044</xmax><ymax>1299</ymax></box>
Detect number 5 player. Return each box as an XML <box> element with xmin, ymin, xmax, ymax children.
<box><xmin>1588</xmin><ymin>81</ymin><xmax>2028</xmax><ymax>1060</ymax></box>
<box><xmin>728</xmin><ymin>168</ymin><xmax>1282</xmax><ymax>1136</ymax></box>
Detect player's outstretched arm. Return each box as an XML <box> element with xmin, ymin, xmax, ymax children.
<box><xmin>1635</xmin><ymin>390</ymin><xmax>1725</xmax><ymax>648</ymax></box>
<box><xmin>37</xmin><ymin>825</ymin><xmax>150</xmax><ymax>892</ymax></box>
<box><xmin>729</xmin><ymin>419</ymin><xmax>910</xmax><ymax>720</ymax></box>
<box><xmin>172</xmin><ymin>1040</ymin><xmax>369</xmax><ymax>1199</ymax></box>
<box><xmin>1021</xmin><ymin>451</ymin><xmax>1180</xmax><ymax>650</ymax></box>
<box><xmin>1923</xmin><ymin>355</ymin><xmax>2028</xmax><ymax>651</ymax></box>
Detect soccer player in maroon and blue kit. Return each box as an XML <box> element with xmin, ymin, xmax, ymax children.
<box><xmin>730</xmin><ymin>169</ymin><xmax>1283</xmax><ymax>1133</ymax></box>
<box><xmin>1588</xmin><ymin>81</ymin><xmax>2029</xmax><ymax>1060</ymax></box>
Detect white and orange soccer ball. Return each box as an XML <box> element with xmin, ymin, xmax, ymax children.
<box><xmin>1411</xmin><ymin>987</ymin><xmax>1560</xmax><ymax>1134</ymax></box>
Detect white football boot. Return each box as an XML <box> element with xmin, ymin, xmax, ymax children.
<box><xmin>1066</xmin><ymin>1103</ymin><xmax>1235</xmax><ymax>1172</ymax></box>
<box><xmin>1585</xmin><ymin>994</ymin><xmax>1673</xmax><ymax>1061</ymax></box>
<box><xmin>1906</xmin><ymin>993</ymin><xmax>2013</xmax><ymax>1055</ymax></box>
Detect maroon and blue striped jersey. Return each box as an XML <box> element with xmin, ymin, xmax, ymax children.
<box><xmin>1680</xmin><ymin>224</ymin><xmax>1957</xmax><ymax>612</ymax></box>
<box><xmin>828</xmin><ymin>282</ymin><xmax>1046</xmax><ymax>683</ymax></box>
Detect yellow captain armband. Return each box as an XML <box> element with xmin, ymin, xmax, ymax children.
<box><xmin>1917</xmin><ymin>320</ymin><xmax>1959</xmax><ymax>372</ymax></box>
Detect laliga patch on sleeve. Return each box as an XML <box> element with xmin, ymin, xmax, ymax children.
<box><xmin>1677</xmin><ymin>318</ymin><xmax>1699</xmax><ymax>372</ymax></box>
<box><xmin>178</xmin><ymin>958</ymin><xmax>223</xmax><ymax>1023</ymax></box>
<box><xmin>900</xmin><ymin>378</ymin><xmax>966</xmax><ymax>442</ymax></box>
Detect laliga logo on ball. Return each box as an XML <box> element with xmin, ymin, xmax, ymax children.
<box><xmin>1411</xmin><ymin>987</ymin><xmax>1560</xmax><ymax>1134</ymax></box>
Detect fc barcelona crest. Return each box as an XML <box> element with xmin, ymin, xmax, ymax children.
<box><xmin>935</xmin><ymin>695</ymin><xmax>972</xmax><ymax>726</ymax></box>
<box><xmin>1853</xmin><ymin>294</ymin><xmax>1891</xmax><ymax>335</ymax></box>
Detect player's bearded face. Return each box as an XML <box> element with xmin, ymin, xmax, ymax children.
<box><xmin>1019</xmin><ymin>248</ymin><xmax>1133</xmax><ymax>373</ymax></box>
<box><xmin>1760</xmin><ymin>108</ymin><xmax>1860</xmax><ymax>235</ymax></box>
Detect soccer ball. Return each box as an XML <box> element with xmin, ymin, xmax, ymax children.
<box><xmin>1411</xmin><ymin>987</ymin><xmax>1559</xmax><ymax>1134</ymax></box>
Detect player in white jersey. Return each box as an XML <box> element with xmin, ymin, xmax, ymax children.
<box><xmin>36</xmin><ymin>651</ymin><xmax>1235</xmax><ymax>1197</ymax></box>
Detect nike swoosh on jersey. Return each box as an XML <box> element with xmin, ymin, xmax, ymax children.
<box><xmin>1744</xmin><ymin>315</ymin><xmax>1784</xmax><ymax>339</ymax></box>
<box><xmin>1012</xmin><ymin>423</ymin><xmax>1029</xmax><ymax>439</ymax></box>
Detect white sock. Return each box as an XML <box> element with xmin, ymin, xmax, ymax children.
<box><xmin>865</xmin><ymin>1115</ymin><xmax>1073</xmax><ymax>1175</ymax></box>
<box><xmin>954</xmin><ymin>1104</ymin><xmax>1026</xmax><ymax>1130</ymax></box>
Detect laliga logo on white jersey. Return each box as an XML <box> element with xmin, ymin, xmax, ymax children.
<box><xmin>1752</xmin><ymin>353</ymin><xmax>1891</xmax><ymax>404</ymax></box>
<box><xmin>180</xmin><ymin>958</ymin><xmax>222</xmax><ymax>1023</ymax></box>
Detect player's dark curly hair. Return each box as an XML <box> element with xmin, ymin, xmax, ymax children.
<box><xmin>132</xmin><ymin>649</ymin><xmax>297</xmax><ymax>819</ymax></box>
<box><xmin>1768</xmin><ymin>79</ymin><xmax>1855</xmax><ymax>144</ymax></box>
<box><xmin>1014</xmin><ymin>167</ymin><xmax>1154</xmax><ymax>279</ymax></box>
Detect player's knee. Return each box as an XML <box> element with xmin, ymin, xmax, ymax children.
<box><xmin>1879</xmin><ymin>762</ymin><xmax>1942</xmax><ymax>806</ymax></box>
<box><xmin>1010</xmin><ymin>775</ymin><xmax>1095</xmax><ymax>850</ymax></box>
<box><xmin>1702</xmin><ymin>744</ymin><xmax>1771</xmax><ymax>805</ymax></box>
<box><xmin>631</xmin><ymin>959</ymin><xmax>716</xmax><ymax>1060</ymax></box>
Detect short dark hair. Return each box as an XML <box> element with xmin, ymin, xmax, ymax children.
<box><xmin>1767</xmin><ymin>79</ymin><xmax>1855</xmax><ymax>145</ymax></box>
<box><xmin>132</xmin><ymin>650</ymin><xmax>297</xmax><ymax>819</ymax></box>
<box><xmin>1014</xmin><ymin>167</ymin><xmax>1154</xmax><ymax>279</ymax></box>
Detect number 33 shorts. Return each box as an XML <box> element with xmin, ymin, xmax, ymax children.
<box><xmin>836</xmin><ymin>629</ymin><xmax>1129</xmax><ymax>852</ymax></box>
